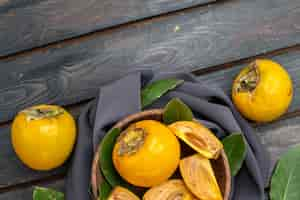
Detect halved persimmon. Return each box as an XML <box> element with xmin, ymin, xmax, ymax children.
<box><xmin>180</xmin><ymin>154</ymin><xmax>222</xmax><ymax>200</ymax></box>
<box><xmin>168</xmin><ymin>121</ymin><xmax>223</xmax><ymax>159</ymax></box>
<box><xmin>108</xmin><ymin>186</ymin><xmax>140</xmax><ymax>200</ymax></box>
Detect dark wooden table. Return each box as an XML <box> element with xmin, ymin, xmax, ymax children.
<box><xmin>0</xmin><ymin>0</ymin><xmax>300</xmax><ymax>198</ymax></box>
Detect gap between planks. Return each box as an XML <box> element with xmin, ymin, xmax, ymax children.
<box><xmin>0</xmin><ymin>0</ymin><xmax>226</xmax><ymax>61</ymax></box>
<box><xmin>192</xmin><ymin>43</ymin><xmax>300</xmax><ymax>76</ymax></box>
<box><xmin>0</xmin><ymin>173</ymin><xmax>65</xmax><ymax>194</ymax></box>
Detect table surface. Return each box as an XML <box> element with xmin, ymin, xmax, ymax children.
<box><xmin>0</xmin><ymin>0</ymin><xmax>300</xmax><ymax>198</ymax></box>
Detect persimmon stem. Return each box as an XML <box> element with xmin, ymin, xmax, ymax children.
<box><xmin>118</xmin><ymin>127</ymin><xmax>147</xmax><ymax>156</ymax></box>
<box><xmin>22</xmin><ymin>107</ymin><xmax>64</xmax><ymax>121</ymax></box>
<box><xmin>236</xmin><ymin>62</ymin><xmax>259</xmax><ymax>93</ymax></box>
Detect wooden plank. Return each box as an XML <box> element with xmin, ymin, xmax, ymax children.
<box><xmin>0</xmin><ymin>180</ymin><xmax>64</xmax><ymax>199</ymax></box>
<box><xmin>0</xmin><ymin>0</ymin><xmax>300</xmax><ymax>123</ymax></box>
<box><xmin>256</xmin><ymin>116</ymin><xmax>300</xmax><ymax>168</ymax></box>
<box><xmin>0</xmin><ymin>0</ymin><xmax>216</xmax><ymax>57</ymax></box>
<box><xmin>196</xmin><ymin>48</ymin><xmax>300</xmax><ymax>113</ymax></box>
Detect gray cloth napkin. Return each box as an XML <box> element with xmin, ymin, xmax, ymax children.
<box><xmin>66</xmin><ymin>71</ymin><xmax>270</xmax><ymax>200</ymax></box>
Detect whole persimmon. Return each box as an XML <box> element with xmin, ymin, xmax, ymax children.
<box><xmin>232</xmin><ymin>59</ymin><xmax>293</xmax><ymax>122</ymax></box>
<box><xmin>11</xmin><ymin>105</ymin><xmax>76</xmax><ymax>170</ymax></box>
<box><xmin>112</xmin><ymin>120</ymin><xmax>180</xmax><ymax>187</ymax></box>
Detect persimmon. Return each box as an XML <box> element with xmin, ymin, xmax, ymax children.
<box><xmin>232</xmin><ymin>59</ymin><xmax>293</xmax><ymax>122</ymax></box>
<box><xmin>168</xmin><ymin>121</ymin><xmax>223</xmax><ymax>159</ymax></box>
<box><xmin>112</xmin><ymin>120</ymin><xmax>180</xmax><ymax>187</ymax></box>
<box><xmin>11</xmin><ymin>105</ymin><xmax>76</xmax><ymax>170</ymax></box>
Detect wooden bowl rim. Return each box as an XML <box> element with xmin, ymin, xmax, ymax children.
<box><xmin>91</xmin><ymin>109</ymin><xmax>231</xmax><ymax>200</ymax></box>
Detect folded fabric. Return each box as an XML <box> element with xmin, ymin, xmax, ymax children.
<box><xmin>65</xmin><ymin>71</ymin><xmax>270</xmax><ymax>200</ymax></box>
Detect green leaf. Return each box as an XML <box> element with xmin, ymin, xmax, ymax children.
<box><xmin>141</xmin><ymin>79</ymin><xmax>184</xmax><ymax>108</ymax></box>
<box><xmin>98</xmin><ymin>180</ymin><xmax>112</xmax><ymax>200</ymax></box>
<box><xmin>270</xmin><ymin>145</ymin><xmax>300</xmax><ymax>200</ymax></box>
<box><xmin>99</xmin><ymin>128</ymin><xmax>122</xmax><ymax>186</ymax></box>
<box><xmin>99</xmin><ymin>128</ymin><xmax>131</xmax><ymax>189</ymax></box>
<box><xmin>222</xmin><ymin>134</ymin><xmax>247</xmax><ymax>176</ymax></box>
<box><xmin>163</xmin><ymin>98</ymin><xmax>193</xmax><ymax>124</ymax></box>
<box><xmin>33</xmin><ymin>187</ymin><xmax>64</xmax><ymax>200</ymax></box>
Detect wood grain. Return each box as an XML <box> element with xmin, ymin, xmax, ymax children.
<box><xmin>196</xmin><ymin>48</ymin><xmax>300</xmax><ymax>113</ymax></box>
<box><xmin>0</xmin><ymin>0</ymin><xmax>300</xmax><ymax>123</ymax></box>
<box><xmin>0</xmin><ymin>180</ymin><xmax>64</xmax><ymax>199</ymax></box>
<box><xmin>0</xmin><ymin>0</ymin><xmax>216</xmax><ymax>57</ymax></box>
<box><xmin>256</xmin><ymin>116</ymin><xmax>300</xmax><ymax>168</ymax></box>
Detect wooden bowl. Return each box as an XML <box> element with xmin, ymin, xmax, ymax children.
<box><xmin>91</xmin><ymin>109</ymin><xmax>231</xmax><ymax>200</ymax></box>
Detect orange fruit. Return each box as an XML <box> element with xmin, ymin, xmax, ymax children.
<box><xmin>11</xmin><ymin>105</ymin><xmax>76</xmax><ymax>170</ymax></box>
<box><xmin>143</xmin><ymin>179</ymin><xmax>196</xmax><ymax>200</ymax></box>
<box><xmin>232</xmin><ymin>59</ymin><xmax>293</xmax><ymax>122</ymax></box>
<box><xmin>112</xmin><ymin>120</ymin><xmax>180</xmax><ymax>187</ymax></box>
<box><xmin>180</xmin><ymin>154</ymin><xmax>222</xmax><ymax>200</ymax></box>
<box><xmin>168</xmin><ymin>121</ymin><xmax>223</xmax><ymax>159</ymax></box>
<box><xmin>108</xmin><ymin>186</ymin><xmax>140</xmax><ymax>200</ymax></box>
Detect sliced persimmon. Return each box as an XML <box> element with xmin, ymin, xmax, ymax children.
<box><xmin>143</xmin><ymin>179</ymin><xmax>196</xmax><ymax>200</ymax></box>
<box><xmin>108</xmin><ymin>186</ymin><xmax>140</xmax><ymax>200</ymax></box>
<box><xmin>180</xmin><ymin>154</ymin><xmax>223</xmax><ymax>200</ymax></box>
<box><xmin>169</xmin><ymin>121</ymin><xmax>223</xmax><ymax>159</ymax></box>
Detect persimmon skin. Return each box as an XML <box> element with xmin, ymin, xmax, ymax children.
<box><xmin>232</xmin><ymin>59</ymin><xmax>293</xmax><ymax>122</ymax></box>
<box><xmin>113</xmin><ymin>120</ymin><xmax>180</xmax><ymax>187</ymax></box>
<box><xmin>11</xmin><ymin>105</ymin><xmax>76</xmax><ymax>171</ymax></box>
